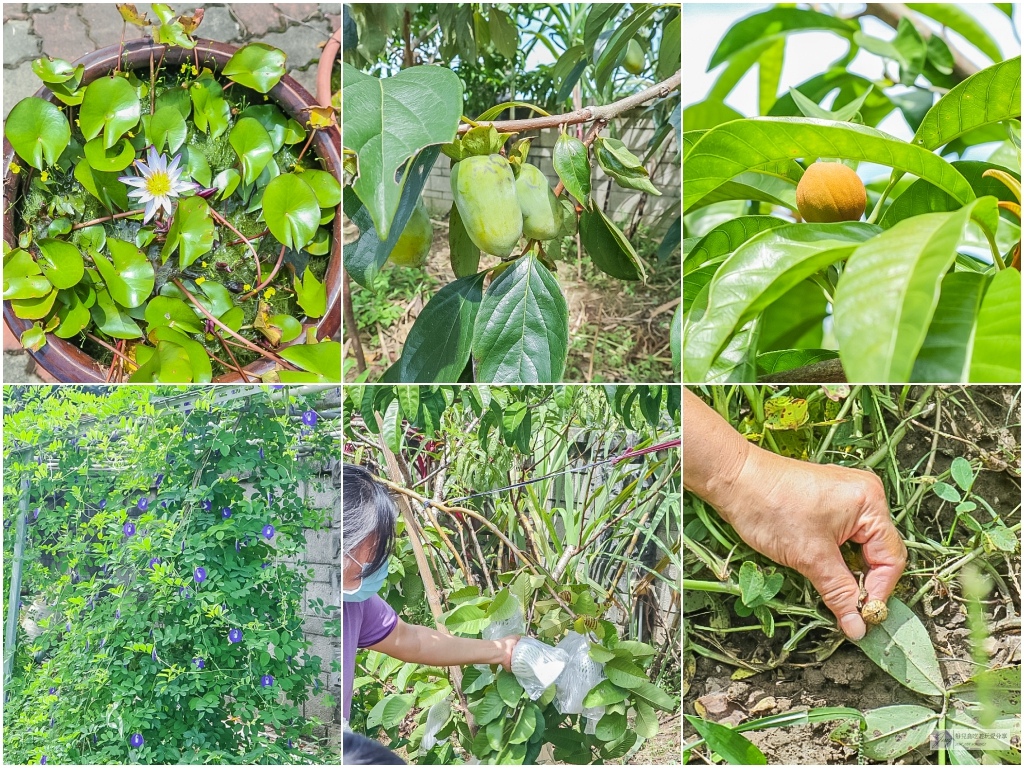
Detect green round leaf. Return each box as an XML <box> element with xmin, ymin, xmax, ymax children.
<box><xmin>278</xmin><ymin>341</ymin><xmax>341</xmax><ymax>380</ymax></box>
<box><xmin>145</xmin><ymin>296</ymin><xmax>204</xmax><ymax>334</ymax></box>
<box><xmin>11</xmin><ymin>288</ymin><xmax>59</xmax><ymax>320</ymax></box>
<box><xmin>53</xmin><ymin>291</ymin><xmax>91</xmax><ymax>338</ymax></box>
<box><xmin>296</xmin><ymin>169</ymin><xmax>342</xmax><ymax>209</ymax></box>
<box><xmin>293</xmin><ymin>267</ymin><xmax>326</xmax><ymax>319</ymax></box>
<box><xmin>222</xmin><ymin>43</ymin><xmax>287</xmax><ymax>94</ymax></box>
<box><xmin>241</xmin><ymin>105</ymin><xmax>289</xmax><ymax>152</ymax></box>
<box><xmin>160</xmin><ymin>196</ymin><xmax>215</xmax><ymax>269</ymax></box>
<box><xmin>4</xmin><ymin>274</ymin><xmax>53</xmax><ymax>300</ymax></box>
<box><xmin>4</xmin><ymin>97</ymin><xmax>71</xmax><ymax>170</ymax></box>
<box><xmin>229</xmin><ymin>117</ymin><xmax>275</xmax><ymax>187</ymax></box>
<box><xmin>79</xmin><ymin>76</ymin><xmax>141</xmax><ymax>150</ymax></box>
<box><xmin>93</xmin><ymin>237</ymin><xmax>155</xmax><ymax>308</ymax></box>
<box><xmin>269</xmin><ymin>314</ymin><xmax>302</xmax><ymax>343</ymax></box>
<box><xmin>31</xmin><ymin>57</ymin><xmax>77</xmax><ymax>84</ymax></box>
<box><xmin>211</xmin><ymin>169</ymin><xmax>241</xmax><ymax>200</ymax></box>
<box><xmin>36</xmin><ymin>239</ymin><xmax>85</xmax><ymax>289</ymax></box>
<box><xmin>263</xmin><ymin>174</ymin><xmax>320</xmax><ymax>249</ymax></box>
<box><xmin>83</xmin><ymin>137</ymin><xmax>136</xmax><ymax>172</ymax></box>
<box><xmin>145</xmin><ymin>105</ymin><xmax>188</xmax><ymax>154</ymax></box>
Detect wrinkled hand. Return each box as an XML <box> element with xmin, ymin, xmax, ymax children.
<box><xmin>495</xmin><ymin>635</ymin><xmax>520</xmax><ymax>672</ymax></box>
<box><xmin>712</xmin><ymin>448</ymin><xmax>906</xmax><ymax>641</ymax></box>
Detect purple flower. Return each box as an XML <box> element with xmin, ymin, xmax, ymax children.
<box><xmin>235</xmin><ymin>541</ymin><xmax>241</xmax><ymax>552</ymax></box>
<box><xmin>116</xmin><ymin>609</ymin><xmax>121</xmax><ymax>619</ymax></box>
<box><xmin>152</xmin><ymin>648</ymin><xmax>157</xmax><ymax>661</ymax></box>
<box><xmin>33</xmin><ymin>507</ymin><xmax>40</xmax><ymax>520</ymax></box>
<box><xmin>228</xmin><ymin>628</ymin><xmax>242</xmax><ymax>644</ymax></box>
<box><xmin>100</xmin><ymin>638</ymin><xmax>105</xmax><ymax>648</ymax></box>
<box><xmin>258</xmin><ymin>447</ymin><xmax>264</xmax><ymax>460</ymax></box>
<box><xmin>288</xmin><ymin>739</ymin><xmax>293</xmax><ymax>748</ymax></box>
<box><xmin>222</xmin><ymin>507</ymin><xmax>231</xmax><ymax>519</ymax></box>
<box><xmin>137</xmin><ymin>497</ymin><xmax>149</xmax><ymax>512</ymax></box>
<box><xmin>130</xmin><ymin>733</ymin><xmax>144</xmax><ymax>748</ymax></box>
<box><xmin>161</xmin><ymin>501</ymin><xmax>168</xmax><ymax>508</ymax></box>
<box><xmin>194</xmin><ymin>567</ymin><xmax>207</xmax><ymax>583</ymax></box>
<box><xmin>154</xmin><ymin>473</ymin><xmax>164</xmax><ymax>487</ymax></box>
<box><xmin>271</xmin><ymin>384</ymin><xmax>284</xmax><ymax>390</ymax></box>
<box><xmin>262</xmin><ymin>524</ymin><xmax>275</xmax><ymax>540</ymax></box>
<box><xmin>193</xmin><ymin>657</ymin><xmax>205</xmax><ymax>669</ymax></box>
<box><xmin>179</xmin><ymin>587</ymin><xmax>192</xmax><ymax>599</ymax></box>
<box><xmin>99</xmin><ymin>500</ymin><xmax>106</xmax><ymax>509</ymax></box>
<box><xmin>123</xmin><ymin>522</ymin><xmax>136</xmax><ymax>537</ymax></box>
<box><xmin>40</xmin><ymin>756</ymin><xmax>46</xmax><ymax>765</ymax></box>
<box><xmin>302</xmin><ymin>409</ymin><xmax>318</xmax><ymax>426</ymax></box>
<box><xmin>66</xmin><ymin>621</ymin><xmax>71</xmax><ymax>632</ymax></box>
<box><xmin>50</xmin><ymin>715</ymin><xmax>54</xmax><ymax>727</ymax></box>
<box><xmin>149</xmin><ymin>558</ymin><xmax>161</xmax><ymax>569</ymax></box>
<box><xmin>261</xmin><ymin>674</ymin><xmax>274</xmax><ymax>688</ymax></box>
<box><xmin>202</xmin><ymin>500</ymin><xmax>212</xmax><ymax>511</ymax></box>
<box><xmin>49</xmin><ymin>687</ymin><xmax>56</xmax><ymax>695</ymax></box>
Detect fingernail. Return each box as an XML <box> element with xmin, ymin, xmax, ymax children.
<box><xmin>840</xmin><ymin>612</ymin><xmax>866</xmax><ymax>641</ymax></box>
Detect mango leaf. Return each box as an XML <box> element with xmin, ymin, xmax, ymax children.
<box><xmin>860</xmin><ymin>705</ymin><xmax>939</xmax><ymax>760</ymax></box>
<box><xmin>222</xmin><ymin>43</ymin><xmax>287</xmax><ymax>94</ymax></box>
<box><xmin>684</xmin><ymin>117</ymin><xmax>974</xmax><ymax>212</ymax></box>
<box><xmin>229</xmin><ymin>117</ymin><xmax>275</xmax><ymax>187</ymax></box>
<box><xmin>913</xmin><ymin>57</ymin><xmax>1020</xmax><ymax>150</ymax></box>
<box><xmin>4</xmin><ymin>97</ymin><xmax>71</xmax><ymax>170</ymax></box>
<box><xmin>144</xmin><ymin>296</ymin><xmax>204</xmax><ymax>334</ymax></box>
<box><xmin>684</xmin><ymin>222</ymin><xmax>877</xmax><ymax>382</ymax></box>
<box><xmin>262</xmin><ymin>174</ymin><xmax>320</xmax><ymax>249</ymax></box>
<box><xmin>852</xmin><ymin>597</ymin><xmax>945</xmax><ymax>695</ymax></box>
<box><xmin>144</xmin><ymin>105</ymin><xmax>188</xmax><ymax>154</ymax></box>
<box><xmin>90</xmin><ymin>285</ymin><xmax>142</xmax><ymax>338</ymax></box>
<box><xmin>834</xmin><ymin>198</ymin><xmax>998</xmax><ymax>382</ymax></box>
<box><xmin>552</xmin><ymin>132</ymin><xmax>591</xmax><ymax>207</ymax></box>
<box><xmin>969</xmin><ymin>266</ymin><xmax>1021</xmax><ymax>383</ymax></box>
<box><xmin>293</xmin><ymin>267</ymin><xmax>326</xmax><ymax>319</ymax></box>
<box><xmin>92</xmin><ymin>238</ymin><xmax>154</xmax><ymax>309</ymax></box>
<box><xmin>36</xmin><ymin>239</ymin><xmax>84</xmax><ymax>290</ymax></box>
<box><xmin>278</xmin><ymin>341</ymin><xmax>341</xmax><ymax>381</ymax></box>
<box><xmin>398</xmin><ymin>272</ymin><xmax>486</xmax><ymax>382</ymax></box>
<box><xmin>685</xmin><ymin>216</ymin><xmax>788</xmax><ymax>271</ymax></box>
<box><xmin>707</xmin><ymin>7</ymin><xmax>856</xmax><ymax>69</ymax></box>
<box><xmin>684</xmin><ymin>715</ymin><xmax>767</xmax><ymax>765</ymax></box>
<box><xmin>79</xmin><ymin>76</ymin><xmax>141</xmax><ymax>150</ymax></box>
<box><xmin>83</xmin><ymin>137</ymin><xmax>135</xmax><ymax>172</ymax></box>
<box><xmin>688</xmin><ymin>171</ymin><xmax>798</xmax><ymax>213</ymax></box>
<box><xmin>579</xmin><ymin>207</ymin><xmax>646</xmax><ymax>281</ymax></box>
<box><xmin>472</xmin><ymin>255</ymin><xmax>568</xmax><ymax>383</ymax></box>
<box><xmin>161</xmin><ymin>195</ymin><xmax>215</xmax><ymax>268</ymax></box>
<box><xmin>911</xmin><ymin>272</ymin><xmax>991</xmax><ymax>381</ymax></box>
<box><xmin>344</xmin><ymin>64</ymin><xmax>463</xmax><ymax>240</ymax></box>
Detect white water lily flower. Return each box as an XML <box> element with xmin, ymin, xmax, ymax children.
<box><xmin>119</xmin><ymin>146</ymin><xmax>199</xmax><ymax>224</ymax></box>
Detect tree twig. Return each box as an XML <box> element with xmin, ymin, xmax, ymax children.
<box><xmin>457</xmin><ymin>70</ymin><xmax>680</xmax><ymax>135</ymax></box>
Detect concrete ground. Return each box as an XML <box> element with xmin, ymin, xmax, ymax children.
<box><xmin>3</xmin><ymin>3</ymin><xmax>340</xmax><ymax>382</ymax></box>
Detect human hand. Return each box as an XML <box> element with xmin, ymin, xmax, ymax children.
<box><xmin>707</xmin><ymin>446</ymin><xmax>906</xmax><ymax>641</ymax></box>
<box><xmin>495</xmin><ymin>635</ymin><xmax>520</xmax><ymax>672</ymax></box>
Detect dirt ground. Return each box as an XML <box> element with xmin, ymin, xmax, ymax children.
<box><xmin>684</xmin><ymin>386</ymin><xmax>1022</xmax><ymax>765</ymax></box>
<box><xmin>344</xmin><ymin>213</ymin><xmax>680</xmax><ymax>382</ymax></box>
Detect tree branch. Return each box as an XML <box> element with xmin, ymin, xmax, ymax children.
<box><xmin>457</xmin><ymin>70</ymin><xmax>681</xmax><ymax>135</ymax></box>
<box><xmin>861</xmin><ymin>4</ymin><xmax>979</xmax><ymax>82</ymax></box>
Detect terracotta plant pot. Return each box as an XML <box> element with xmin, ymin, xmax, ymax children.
<box><xmin>2</xmin><ymin>37</ymin><xmax>341</xmax><ymax>382</ymax></box>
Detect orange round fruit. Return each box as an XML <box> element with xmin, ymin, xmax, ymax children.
<box><xmin>796</xmin><ymin>162</ymin><xmax>866</xmax><ymax>223</ymax></box>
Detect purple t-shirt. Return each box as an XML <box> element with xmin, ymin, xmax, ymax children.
<box><xmin>343</xmin><ymin>595</ymin><xmax>398</xmax><ymax>720</ymax></box>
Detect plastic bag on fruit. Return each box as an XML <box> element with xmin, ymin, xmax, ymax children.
<box><xmin>481</xmin><ymin>595</ymin><xmax>526</xmax><ymax>641</ymax></box>
<box><xmin>420</xmin><ymin>698</ymin><xmax>452</xmax><ymax>752</ymax></box>
<box><xmin>553</xmin><ymin>631</ymin><xmax>606</xmax><ymax>714</ymax></box>
<box><xmin>510</xmin><ymin>637</ymin><xmax>569</xmax><ymax>700</ymax></box>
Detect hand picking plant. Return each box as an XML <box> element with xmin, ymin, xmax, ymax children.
<box><xmin>3</xmin><ymin>386</ymin><xmax>339</xmax><ymax>764</ymax></box>
<box><xmin>3</xmin><ymin>4</ymin><xmax>341</xmax><ymax>383</ymax></box>
<box><xmin>343</xmin><ymin>3</ymin><xmax>681</xmax><ymax>383</ymax></box>
<box><xmin>683</xmin><ymin>4</ymin><xmax>1021</xmax><ymax>383</ymax></box>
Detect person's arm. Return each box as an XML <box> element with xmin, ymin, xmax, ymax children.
<box><xmin>368</xmin><ymin>619</ymin><xmax>519</xmax><ymax>670</ymax></box>
<box><xmin>684</xmin><ymin>388</ymin><xmax>907</xmax><ymax>641</ymax></box>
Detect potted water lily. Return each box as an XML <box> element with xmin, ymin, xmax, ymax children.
<box><xmin>2</xmin><ymin>3</ymin><xmax>341</xmax><ymax>382</ymax></box>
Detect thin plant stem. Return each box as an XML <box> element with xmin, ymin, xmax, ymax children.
<box><xmin>240</xmin><ymin>244</ymin><xmax>286</xmax><ymax>301</ymax></box>
<box><xmin>71</xmin><ymin>209</ymin><xmax>146</xmax><ymax>231</ymax></box>
<box><xmin>227</xmin><ymin>228</ymin><xmax>269</xmax><ymax>247</ymax></box>
<box><xmin>209</xmin><ymin>209</ymin><xmax>262</xmax><ymax>284</ymax></box>
<box><xmin>296</xmin><ymin>131</ymin><xmax>315</xmax><ymax>163</ymax></box>
<box><xmin>86</xmin><ymin>332</ymin><xmax>137</xmax><ymax>371</ymax></box>
<box><xmin>212</xmin><ymin>328</ymin><xmax>250</xmax><ymax>382</ymax></box>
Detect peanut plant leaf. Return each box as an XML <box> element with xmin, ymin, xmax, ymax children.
<box><xmin>852</xmin><ymin>597</ymin><xmax>945</xmax><ymax>696</ymax></box>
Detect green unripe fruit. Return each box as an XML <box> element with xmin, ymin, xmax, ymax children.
<box><xmin>515</xmin><ymin>163</ymin><xmax>563</xmax><ymax>241</ymax></box>
<box><xmin>796</xmin><ymin>162</ymin><xmax>866</xmax><ymax>223</ymax></box>
<box><xmin>388</xmin><ymin>201</ymin><xmax>432</xmax><ymax>267</ymax></box>
<box><xmin>450</xmin><ymin>154</ymin><xmax>523</xmax><ymax>258</ymax></box>
<box><xmin>623</xmin><ymin>39</ymin><xmax>645</xmax><ymax>75</ymax></box>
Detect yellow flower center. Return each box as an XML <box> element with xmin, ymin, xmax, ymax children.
<box><xmin>145</xmin><ymin>170</ymin><xmax>172</xmax><ymax>197</ymax></box>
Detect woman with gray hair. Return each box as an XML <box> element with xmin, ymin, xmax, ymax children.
<box><xmin>343</xmin><ymin>464</ymin><xmax>519</xmax><ymax>723</ymax></box>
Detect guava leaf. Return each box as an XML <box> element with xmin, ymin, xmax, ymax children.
<box><xmin>852</xmin><ymin>597</ymin><xmax>945</xmax><ymax>696</ymax></box>
<box><xmin>161</xmin><ymin>195</ymin><xmax>215</xmax><ymax>268</ymax></box>
<box><xmin>36</xmin><ymin>239</ymin><xmax>85</xmax><ymax>290</ymax></box>
<box><xmin>92</xmin><ymin>238</ymin><xmax>154</xmax><ymax>309</ymax></box>
<box><xmin>229</xmin><ymin>117</ymin><xmax>275</xmax><ymax>186</ymax></box>
<box><xmin>472</xmin><ymin>255</ymin><xmax>568</xmax><ymax>383</ymax></box>
<box><xmin>343</xmin><ymin>64</ymin><xmax>463</xmax><ymax>240</ymax></box>
<box><xmin>4</xmin><ymin>97</ymin><xmax>71</xmax><ymax>169</ymax></box>
<box><xmin>262</xmin><ymin>174</ymin><xmax>320</xmax><ymax>249</ymax></box>
<box><xmin>222</xmin><ymin>44</ymin><xmax>287</xmax><ymax>93</ymax></box>
<box><xmin>79</xmin><ymin>76</ymin><xmax>141</xmax><ymax>150</ymax></box>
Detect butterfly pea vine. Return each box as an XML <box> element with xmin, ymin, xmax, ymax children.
<box><xmin>3</xmin><ymin>6</ymin><xmax>340</xmax><ymax>383</ymax></box>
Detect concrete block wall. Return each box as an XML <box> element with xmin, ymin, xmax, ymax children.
<box><xmin>421</xmin><ymin>121</ymin><xmax>681</xmax><ymax>235</ymax></box>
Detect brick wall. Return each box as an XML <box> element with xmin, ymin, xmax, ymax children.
<box><xmin>421</xmin><ymin>122</ymin><xmax>681</xmax><ymax>235</ymax></box>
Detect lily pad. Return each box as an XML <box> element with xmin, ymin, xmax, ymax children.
<box><xmin>241</xmin><ymin>104</ymin><xmax>289</xmax><ymax>152</ymax></box>
<box><xmin>211</xmin><ymin>169</ymin><xmax>240</xmax><ymax>200</ymax></box>
<box><xmin>91</xmin><ymin>285</ymin><xmax>143</xmax><ymax>338</ymax></box>
<box><xmin>229</xmin><ymin>117</ymin><xmax>275</xmax><ymax>186</ymax></box>
<box><xmin>53</xmin><ymin>291</ymin><xmax>91</xmax><ymax>338</ymax></box>
<box><xmin>144</xmin><ymin>106</ymin><xmax>188</xmax><ymax>154</ymax></box>
<box><xmin>79</xmin><ymin>76</ymin><xmax>141</xmax><ymax>149</ymax></box>
<box><xmin>222</xmin><ymin>43</ymin><xmax>287</xmax><ymax>94</ymax></box>
<box><xmin>4</xmin><ymin>97</ymin><xmax>71</xmax><ymax>169</ymax></box>
<box><xmin>92</xmin><ymin>238</ymin><xmax>154</xmax><ymax>309</ymax></box>
<box><xmin>130</xmin><ymin>339</ymin><xmax>194</xmax><ymax>382</ymax></box>
<box><xmin>262</xmin><ymin>173</ymin><xmax>320</xmax><ymax>249</ymax></box>
<box><xmin>36</xmin><ymin>239</ymin><xmax>85</xmax><ymax>290</ymax></box>
<box><xmin>31</xmin><ymin>57</ymin><xmax>79</xmax><ymax>85</ymax></box>
<box><xmin>293</xmin><ymin>267</ymin><xmax>326</xmax><ymax>318</ymax></box>
<box><xmin>145</xmin><ymin>296</ymin><xmax>205</xmax><ymax>334</ymax></box>
<box><xmin>75</xmin><ymin>159</ymin><xmax>130</xmax><ymax>211</ymax></box>
<box><xmin>278</xmin><ymin>340</ymin><xmax>341</xmax><ymax>380</ymax></box>
<box><xmin>83</xmin><ymin>137</ymin><xmax>136</xmax><ymax>172</ymax></box>
<box><xmin>148</xmin><ymin>327</ymin><xmax>213</xmax><ymax>382</ymax></box>
<box><xmin>296</xmin><ymin>169</ymin><xmax>342</xmax><ymax>208</ymax></box>
<box><xmin>11</xmin><ymin>288</ymin><xmax>58</xmax><ymax>320</ymax></box>
<box><xmin>161</xmin><ymin>195</ymin><xmax>215</xmax><ymax>268</ymax></box>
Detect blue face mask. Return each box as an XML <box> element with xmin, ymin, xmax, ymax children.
<box><xmin>343</xmin><ymin>562</ymin><xmax>389</xmax><ymax>603</ymax></box>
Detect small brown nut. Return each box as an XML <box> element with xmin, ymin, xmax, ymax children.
<box><xmin>861</xmin><ymin>599</ymin><xmax>888</xmax><ymax>625</ymax></box>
